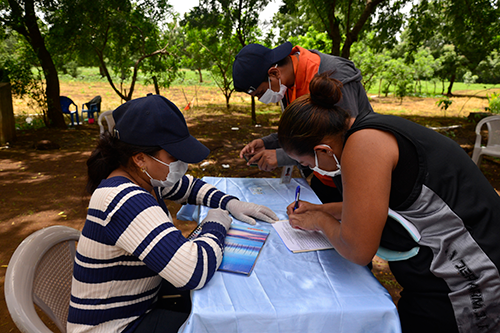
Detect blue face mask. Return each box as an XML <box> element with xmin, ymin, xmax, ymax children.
<box><xmin>144</xmin><ymin>155</ymin><xmax>189</xmax><ymax>187</ymax></box>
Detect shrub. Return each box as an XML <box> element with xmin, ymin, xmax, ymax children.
<box><xmin>485</xmin><ymin>93</ymin><xmax>500</xmax><ymax>114</ymax></box>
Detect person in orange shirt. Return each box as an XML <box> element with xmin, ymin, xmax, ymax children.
<box><xmin>232</xmin><ymin>41</ymin><xmax>373</xmax><ymax>203</ymax></box>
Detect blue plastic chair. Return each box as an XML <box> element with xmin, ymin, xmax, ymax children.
<box><xmin>81</xmin><ymin>96</ymin><xmax>101</xmax><ymax>123</ymax></box>
<box><xmin>59</xmin><ymin>96</ymin><xmax>80</xmax><ymax>126</ymax></box>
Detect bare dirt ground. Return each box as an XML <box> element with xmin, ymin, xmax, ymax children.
<box><xmin>1</xmin><ymin>85</ymin><xmax>499</xmax><ymax>332</ymax></box>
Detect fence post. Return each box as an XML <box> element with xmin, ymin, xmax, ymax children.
<box><xmin>0</xmin><ymin>82</ymin><xmax>16</xmax><ymax>145</ymax></box>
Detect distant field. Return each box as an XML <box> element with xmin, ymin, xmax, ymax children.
<box><xmin>12</xmin><ymin>67</ymin><xmax>500</xmax><ymax>122</ymax></box>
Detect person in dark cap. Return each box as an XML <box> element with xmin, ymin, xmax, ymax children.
<box><xmin>233</xmin><ymin>42</ymin><xmax>373</xmax><ymax>203</ymax></box>
<box><xmin>68</xmin><ymin>94</ymin><xmax>278</xmax><ymax>333</ymax></box>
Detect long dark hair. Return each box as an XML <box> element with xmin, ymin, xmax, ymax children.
<box><xmin>278</xmin><ymin>72</ymin><xmax>351</xmax><ymax>156</ymax></box>
<box><xmin>86</xmin><ymin>131</ymin><xmax>161</xmax><ymax>194</ymax></box>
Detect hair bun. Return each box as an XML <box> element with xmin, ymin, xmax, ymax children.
<box><xmin>309</xmin><ymin>72</ymin><xmax>343</xmax><ymax>108</ymax></box>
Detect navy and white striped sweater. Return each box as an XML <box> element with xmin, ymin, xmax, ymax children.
<box><xmin>67</xmin><ymin>175</ymin><xmax>237</xmax><ymax>333</ymax></box>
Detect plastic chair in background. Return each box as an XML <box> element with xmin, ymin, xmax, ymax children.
<box><xmin>59</xmin><ymin>96</ymin><xmax>80</xmax><ymax>126</ymax></box>
<box><xmin>98</xmin><ymin>110</ymin><xmax>115</xmax><ymax>136</ymax></box>
<box><xmin>81</xmin><ymin>96</ymin><xmax>102</xmax><ymax>124</ymax></box>
<box><xmin>4</xmin><ymin>225</ymin><xmax>81</xmax><ymax>333</ymax></box>
<box><xmin>471</xmin><ymin>115</ymin><xmax>500</xmax><ymax>167</ymax></box>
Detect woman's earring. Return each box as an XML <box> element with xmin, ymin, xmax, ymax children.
<box><xmin>141</xmin><ymin>167</ymin><xmax>147</xmax><ymax>173</ymax></box>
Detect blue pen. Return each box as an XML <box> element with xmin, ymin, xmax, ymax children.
<box><xmin>293</xmin><ymin>185</ymin><xmax>300</xmax><ymax>211</ymax></box>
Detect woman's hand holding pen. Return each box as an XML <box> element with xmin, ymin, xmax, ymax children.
<box><xmin>287</xmin><ymin>200</ymin><xmax>319</xmax><ymax>230</ymax></box>
<box><xmin>287</xmin><ymin>200</ymin><xmax>341</xmax><ymax>232</ymax></box>
<box><xmin>286</xmin><ymin>200</ymin><xmax>322</xmax><ymax>215</ymax></box>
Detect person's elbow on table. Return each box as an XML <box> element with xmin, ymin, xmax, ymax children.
<box><xmin>226</xmin><ymin>199</ymin><xmax>278</xmax><ymax>225</ymax></box>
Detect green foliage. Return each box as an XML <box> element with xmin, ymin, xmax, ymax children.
<box><xmin>15</xmin><ymin>112</ymin><xmax>46</xmax><ymax>130</ymax></box>
<box><xmin>410</xmin><ymin>47</ymin><xmax>437</xmax><ymax>94</ymax></box>
<box><xmin>486</xmin><ymin>93</ymin><xmax>500</xmax><ymax>114</ymax></box>
<box><xmin>351</xmin><ymin>32</ymin><xmax>391</xmax><ymax>92</ymax></box>
<box><xmin>476</xmin><ymin>51</ymin><xmax>500</xmax><ymax>84</ymax></box>
<box><xmin>0</xmin><ymin>31</ymin><xmax>47</xmax><ymax>116</ymax></box>
<box><xmin>380</xmin><ymin>57</ymin><xmax>413</xmax><ymax>103</ymax></box>
<box><xmin>183</xmin><ymin>0</ymin><xmax>269</xmax><ymax>108</ymax></box>
<box><xmin>48</xmin><ymin>0</ymin><xmax>179</xmax><ymax>101</ymax></box>
<box><xmin>436</xmin><ymin>97</ymin><xmax>453</xmax><ymax>117</ymax></box>
<box><xmin>288</xmin><ymin>26</ymin><xmax>331</xmax><ymax>54</ymax></box>
<box><xmin>407</xmin><ymin>0</ymin><xmax>500</xmax><ymax>91</ymax></box>
<box><xmin>275</xmin><ymin>0</ymin><xmax>409</xmax><ymax>58</ymax></box>
<box><xmin>179</xmin><ymin>26</ymin><xmax>215</xmax><ymax>82</ymax></box>
<box><xmin>60</xmin><ymin>60</ymin><xmax>81</xmax><ymax>78</ymax></box>
<box><xmin>463</xmin><ymin>72</ymin><xmax>479</xmax><ymax>85</ymax></box>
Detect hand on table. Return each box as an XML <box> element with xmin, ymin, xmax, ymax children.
<box><xmin>226</xmin><ymin>200</ymin><xmax>278</xmax><ymax>225</ymax></box>
<box><xmin>201</xmin><ymin>208</ymin><xmax>232</xmax><ymax>231</ymax></box>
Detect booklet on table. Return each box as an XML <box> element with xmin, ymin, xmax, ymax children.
<box><xmin>188</xmin><ymin>224</ymin><xmax>269</xmax><ymax>276</ymax></box>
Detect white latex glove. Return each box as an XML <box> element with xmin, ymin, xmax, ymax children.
<box><xmin>201</xmin><ymin>208</ymin><xmax>232</xmax><ymax>231</ymax></box>
<box><xmin>226</xmin><ymin>199</ymin><xmax>278</xmax><ymax>225</ymax></box>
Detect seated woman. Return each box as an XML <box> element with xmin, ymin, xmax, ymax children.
<box><xmin>67</xmin><ymin>94</ymin><xmax>277</xmax><ymax>333</ymax></box>
<box><xmin>278</xmin><ymin>73</ymin><xmax>500</xmax><ymax>333</ymax></box>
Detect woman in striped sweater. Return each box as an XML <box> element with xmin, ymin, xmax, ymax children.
<box><xmin>67</xmin><ymin>94</ymin><xmax>277</xmax><ymax>333</ymax></box>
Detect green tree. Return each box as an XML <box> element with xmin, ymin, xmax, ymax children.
<box><xmin>287</xmin><ymin>26</ymin><xmax>332</xmax><ymax>54</ymax></box>
<box><xmin>185</xmin><ymin>0</ymin><xmax>268</xmax><ymax>117</ymax></box>
<box><xmin>381</xmin><ymin>57</ymin><xmax>413</xmax><ymax>103</ymax></box>
<box><xmin>350</xmin><ymin>32</ymin><xmax>391</xmax><ymax>92</ymax></box>
<box><xmin>0</xmin><ymin>30</ymin><xmax>44</xmax><ymax>100</ymax></box>
<box><xmin>407</xmin><ymin>0</ymin><xmax>500</xmax><ymax>94</ymax></box>
<box><xmin>187</xmin><ymin>0</ymin><xmax>269</xmax><ymax>47</ymax></box>
<box><xmin>410</xmin><ymin>47</ymin><xmax>436</xmax><ymax>94</ymax></box>
<box><xmin>434</xmin><ymin>44</ymin><xmax>467</xmax><ymax>95</ymax></box>
<box><xmin>476</xmin><ymin>51</ymin><xmax>500</xmax><ymax>84</ymax></box>
<box><xmin>275</xmin><ymin>0</ymin><xmax>409</xmax><ymax>59</ymax></box>
<box><xmin>0</xmin><ymin>0</ymin><xmax>66</xmax><ymax>128</ymax></box>
<box><xmin>180</xmin><ymin>25</ymin><xmax>214</xmax><ymax>83</ymax></box>
<box><xmin>51</xmin><ymin>0</ymin><xmax>178</xmax><ymax>101</ymax></box>
<box><xmin>201</xmin><ymin>36</ymin><xmax>241</xmax><ymax>109</ymax></box>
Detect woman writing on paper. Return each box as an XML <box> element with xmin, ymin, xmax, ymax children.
<box><xmin>278</xmin><ymin>73</ymin><xmax>500</xmax><ymax>333</ymax></box>
<box><xmin>67</xmin><ymin>94</ymin><xmax>277</xmax><ymax>333</ymax></box>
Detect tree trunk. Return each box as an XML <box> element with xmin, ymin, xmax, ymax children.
<box><xmin>198</xmin><ymin>68</ymin><xmax>203</xmax><ymax>83</ymax></box>
<box><xmin>152</xmin><ymin>76</ymin><xmax>160</xmax><ymax>95</ymax></box>
<box><xmin>447</xmin><ymin>74</ymin><xmax>455</xmax><ymax>96</ymax></box>
<box><xmin>23</xmin><ymin>0</ymin><xmax>66</xmax><ymax>128</ymax></box>
<box><xmin>341</xmin><ymin>0</ymin><xmax>386</xmax><ymax>59</ymax></box>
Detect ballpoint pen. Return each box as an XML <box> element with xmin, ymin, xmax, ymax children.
<box><xmin>293</xmin><ymin>185</ymin><xmax>300</xmax><ymax>211</ymax></box>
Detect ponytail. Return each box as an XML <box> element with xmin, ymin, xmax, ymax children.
<box><xmin>278</xmin><ymin>72</ymin><xmax>350</xmax><ymax>156</ymax></box>
<box><xmin>86</xmin><ymin>131</ymin><xmax>161</xmax><ymax>194</ymax></box>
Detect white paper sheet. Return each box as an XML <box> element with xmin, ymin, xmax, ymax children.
<box><xmin>272</xmin><ymin>220</ymin><xmax>334</xmax><ymax>253</ymax></box>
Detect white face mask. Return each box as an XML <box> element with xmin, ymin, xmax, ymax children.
<box><xmin>311</xmin><ymin>144</ymin><xmax>341</xmax><ymax>178</ymax></box>
<box><xmin>143</xmin><ymin>155</ymin><xmax>188</xmax><ymax>187</ymax></box>
<box><xmin>259</xmin><ymin>76</ymin><xmax>287</xmax><ymax>104</ymax></box>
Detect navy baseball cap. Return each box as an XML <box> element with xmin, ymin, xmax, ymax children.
<box><xmin>113</xmin><ymin>94</ymin><xmax>209</xmax><ymax>163</ymax></box>
<box><xmin>233</xmin><ymin>42</ymin><xmax>293</xmax><ymax>93</ymax></box>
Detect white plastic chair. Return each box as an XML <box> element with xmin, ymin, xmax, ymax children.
<box><xmin>98</xmin><ymin>110</ymin><xmax>115</xmax><ymax>135</ymax></box>
<box><xmin>4</xmin><ymin>226</ymin><xmax>81</xmax><ymax>333</ymax></box>
<box><xmin>471</xmin><ymin>115</ymin><xmax>500</xmax><ymax>166</ymax></box>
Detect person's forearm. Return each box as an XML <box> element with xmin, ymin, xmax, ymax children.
<box><xmin>320</xmin><ymin>202</ymin><xmax>342</xmax><ymax>220</ymax></box>
<box><xmin>261</xmin><ymin>133</ymin><xmax>281</xmax><ymax>149</ymax></box>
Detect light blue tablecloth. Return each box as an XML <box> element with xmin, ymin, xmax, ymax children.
<box><xmin>177</xmin><ymin>177</ymin><xmax>401</xmax><ymax>333</ymax></box>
